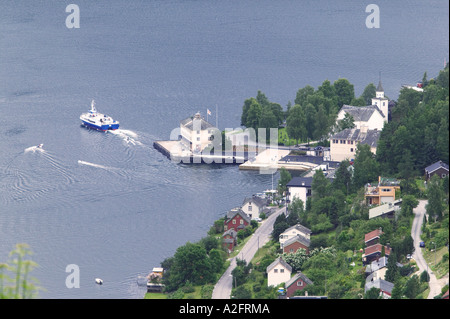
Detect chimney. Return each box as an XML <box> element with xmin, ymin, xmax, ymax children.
<box><xmin>360</xmin><ymin>125</ymin><xmax>368</xmax><ymax>134</ymax></box>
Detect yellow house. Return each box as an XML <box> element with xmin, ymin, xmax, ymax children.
<box><xmin>365</xmin><ymin>176</ymin><xmax>400</xmax><ymax>205</ymax></box>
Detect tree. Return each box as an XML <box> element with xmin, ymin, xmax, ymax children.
<box><xmin>361</xmin><ymin>83</ymin><xmax>377</xmax><ymax>105</ymax></box>
<box><xmin>272</xmin><ymin>214</ymin><xmax>289</xmax><ymax>240</ymax></box>
<box><xmin>313</xmin><ymin>104</ymin><xmax>330</xmax><ymax>140</ymax></box>
<box><xmin>312</xmin><ymin>169</ymin><xmax>330</xmax><ymax>200</ymax></box>
<box><xmin>288</xmin><ymin>198</ymin><xmax>306</xmax><ymax>226</ymax></box>
<box><xmin>364</xmin><ymin>287</ymin><xmax>381</xmax><ymax>299</ymax></box>
<box><xmin>295</xmin><ymin>85</ymin><xmax>315</xmax><ymax>106</ymax></box>
<box><xmin>403</xmin><ymin>275</ymin><xmax>420</xmax><ymax>299</ymax></box>
<box><xmin>352</xmin><ymin>143</ymin><xmax>380</xmax><ymax>191</ymax></box>
<box><xmin>0</xmin><ymin>244</ymin><xmax>40</xmax><ymax>299</ymax></box>
<box><xmin>246</xmin><ymin>99</ymin><xmax>262</xmax><ymax>130</ymax></box>
<box><xmin>164</xmin><ymin>242</ymin><xmax>214</xmax><ymax>291</ymax></box>
<box><xmin>258</xmin><ymin>105</ymin><xmax>278</xmax><ymax>142</ymax></box>
<box><xmin>277</xmin><ymin>167</ymin><xmax>292</xmax><ymax>197</ymax></box>
<box><xmin>333</xmin><ymin>78</ymin><xmax>355</xmax><ymax>108</ymax></box>
<box><xmin>333</xmin><ymin>160</ymin><xmax>352</xmax><ymax>195</ymax></box>
<box><xmin>337</xmin><ymin>112</ymin><xmax>355</xmax><ymax>131</ymax></box>
<box><xmin>384</xmin><ymin>252</ymin><xmax>399</xmax><ymax>283</ymax></box>
<box><xmin>304</xmin><ymin>103</ymin><xmax>317</xmax><ymax>143</ymax></box>
<box><xmin>286</xmin><ymin>104</ymin><xmax>307</xmax><ymax>143</ymax></box>
<box><xmin>426</xmin><ymin>174</ymin><xmax>444</xmax><ymax>222</ymax></box>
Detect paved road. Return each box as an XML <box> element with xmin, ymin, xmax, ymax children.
<box><xmin>411</xmin><ymin>199</ymin><xmax>447</xmax><ymax>299</ymax></box>
<box><xmin>212</xmin><ymin>206</ymin><xmax>286</xmax><ymax>299</ymax></box>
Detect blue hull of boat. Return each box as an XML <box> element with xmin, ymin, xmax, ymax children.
<box><xmin>81</xmin><ymin>121</ymin><xmax>119</xmax><ymax>131</ymax></box>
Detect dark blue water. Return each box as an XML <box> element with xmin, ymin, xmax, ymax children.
<box><xmin>0</xmin><ymin>1</ymin><xmax>448</xmax><ymax>298</ymax></box>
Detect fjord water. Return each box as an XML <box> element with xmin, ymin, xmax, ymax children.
<box><xmin>0</xmin><ymin>1</ymin><xmax>448</xmax><ymax>298</ymax></box>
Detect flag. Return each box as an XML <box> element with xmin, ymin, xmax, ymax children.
<box><xmin>207</xmin><ymin>109</ymin><xmax>212</xmax><ymax>116</ymax></box>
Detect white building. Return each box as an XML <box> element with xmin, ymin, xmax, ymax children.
<box><xmin>329</xmin><ymin>126</ymin><xmax>380</xmax><ymax>162</ymax></box>
<box><xmin>336</xmin><ymin>104</ymin><xmax>385</xmax><ymax>131</ymax></box>
<box><xmin>371</xmin><ymin>80</ymin><xmax>389</xmax><ymax>123</ymax></box>
<box><xmin>279</xmin><ymin>223</ymin><xmax>312</xmax><ymax>247</ymax></box>
<box><xmin>179</xmin><ymin>112</ymin><xmax>217</xmax><ymax>153</ymax></box>
<box><xmin>286</xmin><ymin>177</ymin><xmax>313</xmax><ymax>209</ymax></box>
<box><xmin>266</xmin><ymin>257</ymin><xmax>292</xmax><ymax>287</ymax></box>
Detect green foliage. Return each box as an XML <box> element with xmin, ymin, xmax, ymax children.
<box><xmin>377</xmin><ymin>65</ymin><xmax>449</xmax><ymax>175</ymax></box>
<box><xmin>0</xmin><ymin>244</ymin><xmax>40</xmax><ymax>299</ymax></box>
<box><xmin>277</xmin><ymin>167</ymin><xmax>292</xmax><ymax>197</ymax></box>
<box><xmin>352</xmin><ymin>143</ymin><xmax>380</xmax><ymax>191</ymax></box>
<box><xmin>162</xmin><ymin>240</ymin><xmax>226</xmax><ymax>292</ymax></box>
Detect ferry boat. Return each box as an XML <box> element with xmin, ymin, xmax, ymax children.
<box><xmin>80</xmin><ymin>100</ymin><xmax>119</xmax><ymax>131</ymax></box>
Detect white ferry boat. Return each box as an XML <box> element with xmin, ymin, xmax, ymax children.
<box><xmin>80</xmin><ymin>100</ymin><xmax>119</xmax><ymax>131</ymax></box>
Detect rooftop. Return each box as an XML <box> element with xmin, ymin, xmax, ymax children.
<box><xmin>286</xmin><ymin>177</ymin><xmax>313</xmax><ymax>188</ymax></box>
<box><xmin>339</xmin><ymin>104</ymin><xmax>385</xmax><ymax>121</ymax></box>
<box><xmin>425</xmin><ymin>160</ymin><xmax>449</xmax><ymax>173</ymax></box>
<box><xmin>331</xmin><ymin>128</ymin><xmax>380</xmax><ymax>148</ymax></box>
<box><xmin>180</xmin><ymin>113</ymin><xmax>215</xmax><ymax>131</ymax></box>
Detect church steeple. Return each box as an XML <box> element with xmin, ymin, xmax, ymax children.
<box><xmin>375</xmin><ymin>72</ymin><xmax>385</xmax><ymax>98</ymax></box>
<box><xmin>372</xmin><ymin>72</ymin><xmax>388</xmax><ymax>123</ymax></box>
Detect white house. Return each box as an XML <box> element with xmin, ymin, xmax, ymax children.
<box><xmin>371</xmin><ymin>80</ymin><xmax>389</xmax><ymax>123</ymax></box>
<box><xmin>266</xmin><ymin>257</ymin><xmax>292</xmax><ymax>287</ymax></box>
<box><xmin>279</xmin><ymin>223</ymin><xmax>312</xmax><ymax>247</ymax></box>
<box><xmin>286</xmin><ymin>177</ymin><xmax>313</xmax><ymax>209</ymax></box>
<box><xmin>241</xmin><ymin>195</ymin><xmax>268</xmax><ymax>219</ymax></box>
<box><xmin>336</xmin><ymin>104</ymin><xmax>385</xmax><ymax>131</ymax></box>
<box><xmin>179</xmin><ymin>112</ymin><xmax>217</xmax><ymax>153</ymax></box>
<box><xmin>329</xmin><ymin>126</ymin><xmax>380</xmax><ymax>162</ymax></box>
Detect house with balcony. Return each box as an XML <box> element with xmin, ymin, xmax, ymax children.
<box><xmin>364</xmin><ymin>176</ymin><xmax>400</xmax><ymax>205</ymax></box>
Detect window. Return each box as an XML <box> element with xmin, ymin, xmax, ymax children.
<box><xmin>350</xmin><ymin>148</ymin><xmax>354</xmax><ymax>152</ymax></box>
<box><xmin>248</xmin><ymin>205</ymin><xmax>252</xmax><ymax>211</ymax></box>
<box><xmin>280</xmin><ymin>269</ymin><xmax>284</xmax><ymax>273</ymax></box>
<box><xmin>196</xmin><ymin>137</ymin><xmax>200</xmax><ymax>141</ymax></box>
<box><xmin>274</xmin><ymin>269</ymin><xmax>278</xmax><ymax>273</ymax></box>
<box><xmin>240</xmin><ymin>219</ymin><xmax>244</xmax><ymax>225</ymax></box>
<box><xmin>232</xmin><ymin>219</ymin><xmax>236</xmax><ymax>224</ymax></box>
<box><xmin>196</xmin><ymin>130</ymin><xmax>200</xmax><ymax>134</ymax></box>
<box><xmin>297</xmin><ymin>281</ymin><xmax>303</xmax><ymax>287</ymax></box>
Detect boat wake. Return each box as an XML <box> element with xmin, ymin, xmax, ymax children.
<box><xmin>108</xmin><ymin>129</ymin><xmax>143</xmax><ymax>146</ymax></box>
<box><xmin>77</xmin><ymin>160</ymin><xmax>117</xmax><ymax>171</ymax></box>
<box><xmin>24</xmin><ymin>144</ymin><xmax>44</xmax><ymax>154</ymax></box>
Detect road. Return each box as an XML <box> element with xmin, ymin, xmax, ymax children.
<box><xmin>211</xmin><ymin>206</ymin><xmax>286</xmax><ymax>299</ymax></box>
<box><xmin>411</xmin><ymin>199</ymin><xmax>448</xmax><ymax>299</ymax></box>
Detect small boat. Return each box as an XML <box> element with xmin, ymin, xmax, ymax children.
<box><xmin>37</xmin><ymin>144</ymin><xmax>44</xmax><ymax>148</ymax></box>
<box><xmin>80</xmin><ymin>100</ymin><xmax>119</xmax><ymax>131</ymax></box>
<box><xmin>95</xmin><ymin>278</ymin><xmax>103</xmax><ymax>285</ymax></box>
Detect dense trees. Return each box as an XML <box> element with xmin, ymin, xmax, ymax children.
<box><xmin>377</xmin><ymin>65</ymin><xmax>449</xmax><ymax>177</ymax></box>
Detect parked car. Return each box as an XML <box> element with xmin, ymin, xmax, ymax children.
<box><xmin>420</xmin><ymin>241</ymin><xmax>425</xmax><ymax>248</ymax></box>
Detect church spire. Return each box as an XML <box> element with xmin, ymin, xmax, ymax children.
<box><xmin>377</xmin><ymin>71</ymin><xmax>384</xmax><ymax>92</ymax></box>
